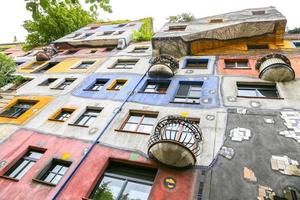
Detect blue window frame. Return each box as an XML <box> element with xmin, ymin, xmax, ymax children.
<box><xmin>184</xmin><ymin>58</ymin><xmax>209</xmax><ymax>69</ymax></box>
<box><xmin>173</xmin><ymin>81</ymin><xmax>203</xmax><ymax>104</ymax></box>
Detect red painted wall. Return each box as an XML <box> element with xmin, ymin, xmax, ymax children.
<box><xmin>218</xmin><ymin>54</ymin><xmax>300</xmax><ymax>78</ymax></box>
<box><xmin>59</xmin><ymin>145</ymin><xmax>198</xmax><ymax>200</ymax></box>
<box><xmin>0</xmin><ymin>129</ymin><xmax>89</xmax><ymax>200</ymax></box>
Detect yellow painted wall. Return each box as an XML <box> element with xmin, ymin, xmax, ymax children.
<box><xmin>0</xmin><ymin>96</ymin><xmax>53</xmax><ymax>125</ymax></box>
<box><xmin>45</xmin><ymin>58</ymin><xmax>104</xmax><ymax>73</ymax></box>
<box><xmin>17</xmin><ymin>61</ymin><xmax>46</xmax><ymax>73</ymax></box>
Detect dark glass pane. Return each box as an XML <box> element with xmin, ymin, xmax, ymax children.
<box><xmin>176</xmin><ymin>84</ymin><xmax>190</xmax><ymax>96</ymax></box>
<box><xmin>8</xmin><ymin>160</ymin><xmax>29</xmax><ymax>178</ymax></box>
<box><xmin>15</xmin><ymin>161</ymin><xmax>34</xmax><ymax>180</ymax></box>
<box><xmin>120</xmin><ymin>181</ymin><xmax>152</xmax><ymax>200</ymax></box>
<box><xmin>92</xmin><ymin>176</ymin><xmax>124</xmax><ymax>200</ymax></box>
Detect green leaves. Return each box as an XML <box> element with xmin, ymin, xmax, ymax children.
<box><xmin>0</xmin><ymin>54</ymin><xmax>17</xmax><ymax>88</ymax></box>
<box><xmin>133</xmin><ymin>18</ymin><xmax>153</xmax><ymax>42</ymax></box>
<box><xmin>25</xmin><ymin>0</ymin><xmax>112</xmax><ymax>20</ymax></box>
<box><xmin>167</xmin><ymin>13</ymin><xmax>195</xmax><ymax>23</ymax></box>
<box><xmin>23</xmin><ymin>3</ymin><xmax>96</xmax><ymax>50</ymax></box>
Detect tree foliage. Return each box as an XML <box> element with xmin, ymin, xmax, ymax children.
<box><xmin>133</xmin><ymin>18</ymin><xmax>153</xmax><ymax>42</ymax></box>
<box><xmin>0</xmin><ymin>54</ymin><xmax>17</xmax><ymax>88</ymax></box>
<box><xmin>287</xmin><ymin>27</ymin><xmax>300</xmax><ymax>34</ymax></box>
<box><xmin>25</xmin><ymin>0</ymin><xmax>112</xmax><ymax>20</ymax></box>
<box><xmin>167</xmin><ymin>13</ymin><xmax>196</xmax><ymax>23</ymax></box>
<box><xmin>23</xmin><ymin>3</ymin><xmax>96</xmax><ymax>50</ymax></box>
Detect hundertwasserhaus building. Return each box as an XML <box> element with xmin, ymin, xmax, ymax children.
<box><xmin>0</xmin><ymin>7</ymin><xmax>299</xmax><ymax>200</ymax></box>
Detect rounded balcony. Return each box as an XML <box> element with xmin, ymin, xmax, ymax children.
<box><xmin>148</xmin><ymin>54</ymin><xmax>179</xmax><ymax>78</ymax></box>
<box><xmin>148</xmin><ymin>116</ymin><xmax>202</xmax><ymax>168</ymax></box>
<box><xmin>256</xmin><ymin>53</ymin><xmax>295</xmax><ymax>82</ymax></box>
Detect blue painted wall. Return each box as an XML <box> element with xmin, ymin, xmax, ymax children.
<box><xmin>72</xmin><ymin>73</ymin><xmax>143</xmax><ymax>101</ymax></box>
<box><xmin>73</xmin><ymin>73</ymin><xmax>220</xmax><ymax>108</ymax></box>
<box><xmin>129</xmin><ymin>76</ymin><xmax>220</xmax><ymax>108</ymax></box>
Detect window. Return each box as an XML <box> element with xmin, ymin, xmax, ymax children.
<box><xmin>0</xmin><ymin>100</ymin><xmax>37</xmax><ymax>118</ymax></box>
<box><xmin>103</xmin><ymin>31</ymin><xmax>114</xmax><ymax>36</ymax></box>
<box><xmin>36</xmin><ymin>62</ymin><xmax>59</xmax><ymax>73</ymax></box>
<box><xmin>4</xmin><ymin>149</ymin><xmax>44</xmax><ymax>180</ymax></box>
<box><xmin>252</xmin><ymin>10</ymin><xmax>266</xmax><ymax>15</ymax></box>
<box><xmin>116</xmin><ymin>24</ymin><xmax>126</xmax><ymax>28</ymax></box>
<box><xmin>114</xmin><ymin>31</ymin><xmax>125</xmax><ymax>35</ymax></box>
<box><xmin>104</xmin><ymin>46</ymin><xmax>116</xmax><ymax>52</ymax></box>
<box><xmin>167</xmin><ymin>25</ymin><xmax>186</xmax><ymax>31</ymax></box>
<box><xmin>225</xmin><ymin>59</ymin><xmax>249</xmax><ymax>69</ymax></box>
<box><xmin>50</xmin><ymin>108</ymin><xmax>74</xmax><ymax>122</ymax></box>
<box><xmin>247</xmin><ymin>44</ymin><xmax>269</xmax><ymax>50</ymax></box>
<box><xmin>113</xmin><ymin>60</ymin><xmax>138</xmax><ymax>69</ymax></box>
<box><xmin>35</xmin><ymin>158</ymin><xmax>71</xmax><ymax>186</ymax></box>
<box><xmin>142</xmin><ymin>80</ymin><xmax>170</xmax><ymax>94</ymax></box>
<box><xmin>120</xmin><ymin>111</ymin><xmax>158</xmax><ymax>134</ymax></box>
<box><xmin>293</xmin><ymin>42</ymin><xmax>300</xmax><ymax>48</ymax></box>
<box><xmin>39</xmin><ymin>78</ymin><xmax>57</xmax><ymax>86</ymax></box>
<box><xmin>89</xmin><ymin>26</ymin><xmax>100</xmax><ymax>30</ymax></box>
<box><xmin>54</xmin><ymin>78</ymin><xmax>76</xmax><ymax>90</ymax></box>
<box><xmin>89</xmin><ymin>50</ymin><xmax>98</xmax><ymax>54</ymax></box>
<box><xmin>65</xmin><ymin>49</ymin><xmax>79</xmax><ymax>55</ymax></box>
<box><xmin>185</xmin><ymin>59</ymin><xmax>208</xmax><ymax>69</ymax></box>
<box><xmin>73</xmin><ymin>108</ymin><xmax>101</xmax><ymax>127</ymax></box>
<box><xmin>75</xmin><ymin>61</ymin><xmax>95</xmax><ymax>69</ymax></box>
<box><xmin>90</xmin><ymin>162</ymin><xmax>156</xmax><ymax>200</ymax></box>
<box><xmin>107</xmin><ymin>80</ymin><xmax>127</xmax><ymax>90</ymax></box>
<box><xmin>173</xmin><ymin>82</ymin><xmax>203</xmax><ymax>104</ymax></box>
<box><xmin>15</xmin><ymin>62</ymin><xmax>25</xmax><ymax>66</ymax></box>
<box><xmin>131</xmin><ymin>46</ymin><xmax>149</xmax><ymax>53</ymax></box>
<box><xmin>75</xmin><ymin>33</ymin><xmax>94</xmax><ymax>40</ymax></box>
<box><xmin>237</xmin><ymin>82</ymin><xmax>280</xmax><ymax>98</ymax></box>
<box><xmin>209</xmin><ymin>18</ymin><xmax>223</xmax><ymax>23</ymax></box>
<box><xmin>84</xmin><ymin>79</ymin><xmax>109</xmax><ymax>91</ymax></box>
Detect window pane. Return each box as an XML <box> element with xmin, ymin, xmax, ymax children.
<box><xmin>15</xmin><ymin>161</ymin><xmax>34</xmax><ymax>180</ymax></box>
<box><xmin>92</xmin><ymin>176</ymin><xmax>125</xmax><ymax>200</ymax></box>
<box><xmin>84</xmin><ymin>116</ymin><xmax>96</xmax><ymax>127</ymax></box>
<box><xmin>127</xmin><ymin>116</ymin><xmax>141</xmax><ymax>123</ymax></box>
<box><xmin>8</xmin><ymin>160</ymin><xmax>29</xmax><ymax>178</ymax></box>
<box><xmin>142</xmin><ymin>116</ymin><xmax>156</xmax><ymax>125</ymax></box>
<box><xmin>59</xmin><ymin>166</ymin><xmax>69</xmax><ymax>175</ymax></box>
<box><xmin>51</xmin><ymin>174</ymin><xmax>63</xmax><ymax>185</ymax></box>
<box><xmin>257</xmin><ymin>89</ymin><xmax>279</xmax><ymax>98</ymax></box>
<box><xmin>176</xmin><ymin>84</ymin><xmax>190</xmax><ymax>96</ymax></box>
<box><xmin>188</xmin><ymin>90</ymin><xmax>201</xmax><ymax>98</ymax></box>
<box><xmin>120</xmin><ymin>181</ymin><xmax>152</xmax><ymax>200</ymax></box>
<box><xmin>137</xmin><ymin>125</ymin><xmax>153</xmax><ymax>134</ymax></box>
<box><xmin>27</xmin><ymin>151</ymin><xmax>43</xmax><ymax>160</ymax></box>
<box><xmin>123</xmin><ymin>123</ymin><xmax>138</xmax><ymax>132</ymax></box>
<box><xmin>44</xmin><ymin>172</ymin><xmax>55</xmax><ymax>183</ymax></box>
<box><xmin>237</xmin><ymin>89</ymin><xmax>257</xmax><ymax>97</ymax></box>
<box><xmin>52</xmin><ymin>165</ymin><xmax>62</xmax><ymax>173</ymax></box>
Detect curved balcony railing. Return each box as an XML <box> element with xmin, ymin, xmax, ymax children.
<box><xmin>148</xmin><ymin>115</ymin><xmax>202</xmax><ymax>168</ymax></box>
<box><xmin>148</xmin><ymin>54</ymin><xmax>179</xmax><ymax>78</ymax></box>
<box><xmin>255</xmin><ymin>53</ymin><xmax>295</xmax><ymax>82</ymax></box>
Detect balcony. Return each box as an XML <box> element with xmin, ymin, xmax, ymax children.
<box><xmin>256</xmin><ymin>54</ymin><xmax>295</xmax><ymax>82</ymax></box>
<box><xmin>148</xmin><ymin>54</ymin><xmax>179</xmax><ymax>78</ymax></box>
<box><xmin>148</xmin><ymin>116</ymin><xmax>202</xmax><ymax>168</ymax></box>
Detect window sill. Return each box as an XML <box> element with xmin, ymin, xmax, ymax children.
<box><xmin>106</xmin><ymin>89</ymin><xmax>120</xmax><ymax>91</ymax></box>
<box><xmin>237</xmin><ymin>96</ymin><xmax>284</xmax><ymax>100</ymax></box>
<box><xmin>32</xmin><ymin>178</ymin><xmax>56</xmax><ymax>187</ymax></box>
<box><xmin>137</xmin><ymin>91</ymin><xmax>167</xmax><ymax>95</ymax></box>
<box><xmin>50</xmin><ymin>88</ymin><xmax>64</xmax><ymax>90</ymax></box>
<box><xmin>224</xmin><ymin>67</ymin><xmax>252</xmax><ymax>70</ymax></box>
<box><xmin>169</xmin><ymin>101</ymin><xmax>200</xmax><ymax>105</ymax></box>
<box><xmin>0</xmin><ymin>115</ymin><xmax>19</xmax><ymax>119</ymax></box>
<box><xmin>68</xmin><ymin>123</ymin><xmax>89</xmax><ymax>128</ymax></box>
<box><xmin>0</xmin><ymin>175</ymin><xmax>19</xmax><ymax>182</ymax></box>
<box><xmin>184</xmin><ymin>68</ymin><xmax>208</xmax><ymax>70</ymax></box>
<box><xmin>48</xmin><ymin>118</ymin><xmax>66</xmax><ymax>123</ymax></box>
<box><xmin>82</xmin><ymin>89</ymin><xmax>99</xmax><ymax>92</ymax></box>
<box><xmin>115</xmin><ymin>129</ymin><xmax>151</xmax><ymax>135</ymax></box>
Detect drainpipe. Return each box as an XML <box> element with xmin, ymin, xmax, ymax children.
<box><xmin>52</xmin><ymin>58</ymin><xmax>150</xmax><ymax>200</ymax></box>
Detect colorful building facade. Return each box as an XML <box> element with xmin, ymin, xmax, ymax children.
<box><xmin>0</xmin><ymin>7</ymin><xmax>299</xmax><ymax>200</ymax></box>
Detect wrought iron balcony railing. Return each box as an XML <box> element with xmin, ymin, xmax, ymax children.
<box><xmin>256</xmin><ymin>53</ymin><xmax>295</xmax><ymax>82</ymax></box>
<box><xmin>148</xmin><ymin>54</ymin><xmax>179</xmax><ymax>78</ymax></box>
<box><xmin>148</xmin><ymin>115</ymin><xmax>202</xmax><ymax>168</ymax></box>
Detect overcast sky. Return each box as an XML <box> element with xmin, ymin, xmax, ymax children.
<box><xmin>0</xmin><ymin>0</ymin><xmax>299</xmax><ymax>43</ymax></box>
